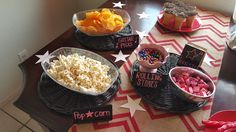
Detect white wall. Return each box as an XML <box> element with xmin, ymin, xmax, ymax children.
<box><xmin>77</xmin><ymin>0</ymin><xmax>107</xmax><ymax>10</ymax></box>
<box><xmin>0</xmin><ymin>0</ymin><xmax>77</xmax><ymax>106</ymax></box>
<box><xmin>183</xmin><ymin>0</ymin><xmax>235</xmax><ymax>15</ymax></box>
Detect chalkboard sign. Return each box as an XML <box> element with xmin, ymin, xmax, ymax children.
<box><xmin>114</xmin><ymin>35</ymin><xmax>139</xmax><ymax>50</ymax></box>
<box><xmin>133</xmin><ymin>71</ymin><xmax>165</xmax><ymax>89</ymax></box>
<box><xmin>177</xmin><ymin>43</ymin><xmax>206</xmax><ymax>69</ymax></box>
<box><xmin>73</xmin><ymin>105</ymin><xmax>112</xmax><ymax>123</ymax></box>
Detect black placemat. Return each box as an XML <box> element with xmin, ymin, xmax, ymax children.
<box><xmin>130</xmin><ymin>53</ymin><xmax>207</xmax><ymax>114</ymax></box>
<box><xmin>75</xmin><ymin>25</ymin><xmax>132</xmax><ymax>51</ymax></box>
<box><xmin>38</xmin><ymin>72</ymin><xmax>121</xmax><ymax>115</ymax></box>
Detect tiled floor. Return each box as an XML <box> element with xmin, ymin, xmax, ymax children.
<box><xmin>0</xmin><ymin>98</ymin><xmax>49</xmax><ymax>132</ymax></box>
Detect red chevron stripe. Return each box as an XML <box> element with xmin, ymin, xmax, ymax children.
<box><xmin>71</xmin><ymin>125</ymin><xmax>77</xmax><ymax>132</ymax></box>
<box><xmin>146</xmin><ymin>36</ymin><xmax>154</xmax><ymax>43</ymax></box>
<box><xmin>146</xmin><ymin>35</ymin><xmax>182</xmax><ymax>54</ymax></box>
<box><xmin>207</xmin><ymin>53</ymin><xmax>222</xmax><ymax>62</ymax></box>
<box><xmin>127</xmin><ymin>59</ymin><xmax>133</xmax><ymax>69</ymax></box>
<box><xmin>93</xmin><ymin>113</ymin><xmax>140</xmax><ymax>132</ymax></box>
<box><xmin>143</xmin><ymin>103</ymin><xmax>175</xmax><ymax>119</ymax></box>
<box><xmin>179</xmin><ymin>115</ymin><xmax>194</xmax><ymax>132</ymax></box>
<box><xmin>184</xmin><ymin>34</ymin><xmax>225</xmax><ymax>48</ymax></box>
<box><xmin>200</xmin><ymin>24</ymin><xmax>227</xmax><ymax>38</ymax></box>
<box><xmin>123</xmin><ymin>62</ymin><xmax>131</xmax><ymax>78</ymax></box>
<box><xmin>148</xmin><ymin>33</ymin><xmax>183</xmax><ymax>53</ymax></box>
<box><xmin>197</xmin><ymin>8</ymin><xmax>229</xmax><ymax>17</ymax></box>
<box><xmin>187</xmin><ymin>114</ymin><xmax>204</xmax><ymax>130</ymax></box>
<box><xmin>94</xmin><ymin>120</ymin><xmax>131</xmax><ymax>131</ymax></box>
<box><xmin>118</xmin><ymin>87</ymin><xmax>135</xmax><ymax>94</ymax></box>
<box><xmin>181</xmin><ymin>34</ymin><xmax>224</xmax><ymax>51</ymax></box>
<box><xmin>149</xmin><ymin>32</ymin><xmax>184</xmax><ymax>50</ymax></box>
<box><xmin>198</xmin><ymin>15</ymin><xmax>229</xmax><ymax>27</ymax></box>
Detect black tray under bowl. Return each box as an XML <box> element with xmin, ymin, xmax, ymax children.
<box><xmin>75</xmin><ymin>25</ymin><xmax>132</xmax><ymax>51</ymax></box>
<box><xmin>130</xmin><ymin>53</ymin><xmax>207</xmax><ymax>114</ymax></box>
<box><xmin>38</xmin><ymin>72</ymin><xmax>121</xmax><ymax>115</ymax></box>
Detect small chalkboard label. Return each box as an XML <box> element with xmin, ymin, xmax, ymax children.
<box><xmin>73</xmin><ymin>105</ymin><xmax>112</xmax><ymax>124</ymax></box>
<box><xmin>114</xmin><ymin>35</ymin><xmax>139</xmax><ymax>50</ymax></box>
<box><xmin>133</xmin><ymin>71</ymin><xmax>165</xmax><ymax>88</ymax></box>
<box><xmin>177</xmin><ymin>43</ymin><xmax>206</xmax><ymax>69</ymax></box>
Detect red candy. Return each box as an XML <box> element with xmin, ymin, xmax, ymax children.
<box><xmin>172</xmin><ymin>72</ymin><xmax>211</xmax><ymax>96</ymax></box>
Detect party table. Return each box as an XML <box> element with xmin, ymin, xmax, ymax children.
<box><xmin>14</xmin><ymin>0</ymin><xmax>235</xmax><ymax>132</ymax></box>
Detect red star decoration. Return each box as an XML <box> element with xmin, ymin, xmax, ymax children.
<box><xmin>86</xmin><ymin>111</ymin><xmax>94</xmax><ymax>118</ymax></box>
<box><xmin>186</xmin><ymin>49</ymin><xmax>198</xmax><ymax>60</ymax></box>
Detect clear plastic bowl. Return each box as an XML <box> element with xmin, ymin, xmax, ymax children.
<box><xmin>72</xmin><ymin>8</ymin><xmax>131</xmax><ymax>36</ymax></box>
<box><xmin>41</xmin><ymin>47</ymin><xmax>119</xmax><ymax>96</ymax></box>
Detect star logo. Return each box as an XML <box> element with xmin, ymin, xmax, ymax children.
<box><xmin>86</xmin><ymin>110</ymin><xmax>93</xmax><ymax>118</ymax></box>
<box><xmin>111</xmin><ymin>50</ymin><xmax>129</xmax><ymax>62</ymax></box>
<box><xmin>112</xmin><ymin>1</ymin><xmax>126</xmax><ymax>8</ymax></box>
<box><xmin>120</xmin><ymin>95</ymin><xmax>146</xmax><ymax>117</ymax></box>
<box><xmin>137</xmin><ymin>12</ymin><xmax>150</xmax><ymax>19</ymax></box>
<box><xmin>35</xmin><ymin>51</ymin><xmax>55</xmax><ymax>64</ymax></box>
<box><xmin>186</xmin><ymin>49</ymin><xmax>198</xmax><ymax>60</ymax></box>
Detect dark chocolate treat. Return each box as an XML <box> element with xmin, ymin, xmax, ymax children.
<box><xmin>172</xmin><ymin>0</ymin><xmax>185</xmax><ymax>7</ymax></box>
<box><xmin>176</xmin><ymin>12</ymin><xmax>187</xmax><ymax>18</ymax></box>
<box><xmin>164</xmin><ymin>8</ymin><xmax>176</xmax><ymax>14</ymax></box>
<box><xmin>184</xmin><ymin>4</ymin><xmax>197</xmax><ymax>12</ymax></box>
<box><xmin>185</xmin><ymin>10</ymin><xmax>198</xmax><ymax>16</ymax></box>
<box><xmin>163</xmin><ymin>2</ymin><xmax>176</xmax><ymax>9</ymax></box>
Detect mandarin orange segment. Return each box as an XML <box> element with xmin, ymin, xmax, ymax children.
<box><xmin>75</xmin><ymin>8</ymin><xmax>124</xmax><ymax>35</ymax></box>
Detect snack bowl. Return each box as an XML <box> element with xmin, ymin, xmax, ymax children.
<box><xmin>134</xmin><ymin>43</ymin><xmax>169</xmax><ymax>73</ymax></box>
<box><xmin>72</xmin><ymin>8</ymin><xmax>131</xmax><ymax>36</ymax></box>
<box><xmin>169</xmin><ymin>66</ymin><xmax>216</xmax><ymax>103</ymax></box>
<box><xmin>41</xmin><ymin>47</ymin><xmax>119</xmax><ymax>96</ymax></box>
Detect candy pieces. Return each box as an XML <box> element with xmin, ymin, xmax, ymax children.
<box><xmin>172</xmin><ymin>71</ymin><xmax>211</xmax><ymax>97</ymax></box>
<box><xmin>138</xmin><ymin>48</ymin><xmax>163</xmax><ymax>64</ymax></box>
<box><xmin>76</xmin><ymin>8</ymin><xmax>124</xmax><ymax>35</ymax></box>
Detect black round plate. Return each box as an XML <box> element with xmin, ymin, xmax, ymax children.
<box><xmin>38</xmin><ymin>72</ymin><xmax>121</xmax><ymax>115</ymax></box>
<box><xmin>130</xmin><ymin>53</ymin><xmax>207</xmax><ymax>114</ymax></box>
<box><xmin>75</xmin><ymin>25</ymin><xmax>132</xmax><ymax>51</ymax></box>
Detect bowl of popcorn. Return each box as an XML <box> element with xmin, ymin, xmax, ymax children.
<box><xmin>72</xmin><ymin>8</ymin><xmax>131</xmax><ymax>36</ymax></box>
<box><xmin>134</xmin><ymin>43</ymin><xmax>169</xmax><ymax>73</ymax></box>
<box><xmin>41</xmin><ymin>47</ymin><xmax>119</xmax><ymax>96</ymax></box>
<box><xmin>169</xmin><ymin>66</ymin><xmax>216</xmax><ymax>103</ymax></box>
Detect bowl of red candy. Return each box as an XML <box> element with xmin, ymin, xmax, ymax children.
<box><xmin>134</xmin><ymin>43</ymin><xmax>169</xmax><ymax>73</ymax></box>
<box><xmin>169</xmin><ymin>66</ymin><xmax>216</xmax><ymax>103</ymax></box>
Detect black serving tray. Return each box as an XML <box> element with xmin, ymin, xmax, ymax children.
<box><xmin>38</xmin><ymin>72</ymin><xmax>121</xmax><ymax>115</ymax></box>
<box><xmin>130</xmin><ymin>53</ymin><xmax>207</xmax><ymax>114</ymax></box>
<box><xmin>75</xmin><ymin>25</ymin><xmax>132</xmax><ymax>51</ymax></box>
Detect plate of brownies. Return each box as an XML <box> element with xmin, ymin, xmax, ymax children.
<box><xmin>157</xmin><ymin>0</ymin><xmax>201</xmax><ymax>32</ymax></box>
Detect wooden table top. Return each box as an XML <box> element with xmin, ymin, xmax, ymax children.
<box><xmin>14</xmin><ymin>0</ymin><xmax>236</xmax><ymax>131</ymax></box>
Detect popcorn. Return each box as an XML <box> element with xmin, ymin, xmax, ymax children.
<box><xmin>47</xmin><ymin>53</ymin><xmax>112</xmax><ymax>94</ymax></box>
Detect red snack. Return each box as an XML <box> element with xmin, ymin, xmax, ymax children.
<box><xmin>172</xmin><ymin>71</ymin><xmax>212</xmax><ymax>96</ymax></box>
<box><xmin>217</xmin><ymin>122</ymin><xmax>236</xmax><ymax>132</ymax></box>
<box><xmin>202</xmin><ymin>120</ymin><xmax>227</xmax><ymax>127</ymax></box>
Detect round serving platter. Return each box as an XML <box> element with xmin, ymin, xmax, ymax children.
<box><xmin>38</xmin><ymin>72</ymin><xmax>121</xmax><ymax>115</ymax></box>
<box><xmin>75</xmin><ymin>25</ymin><xmax>132</xmax><ymax>51</ymax></box>
<box><xmin>130</xmin><ymin>53</ymin><xmax>207</xmax><ymax>114</ymax></box>
<box><xmin>157</xmin><ymin>12</ymin><xmax>201</xmax><ymax>33</ymax></box>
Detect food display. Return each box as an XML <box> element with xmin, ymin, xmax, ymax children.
<box><xmin>47</xmin><ymin>53</ymin><xmax>112</xmax><ymax>94</ymax></box>
<box><xmin>171</xmin><ymin>71</ymin><xmax>211</xmax><ymax>97</ymax></box>
<box><xmin>138</xmin><ymin>48</ymin><xmax>164</xmax><ymax>64</ymax></box>
<box><xmin>162</xmin><ymin>0</ymin><xmax>198</xmax><ymax>30</ymax></box>
<box><xmin>75</xmin><ymin>8</ymin><xmax>125</xmax><ymax>35</ymax></box>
